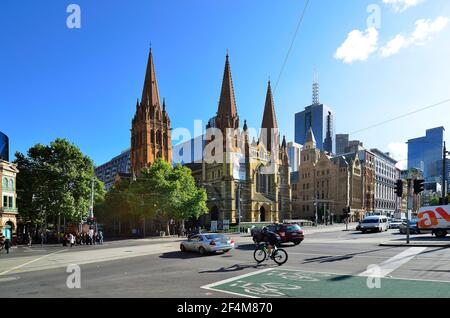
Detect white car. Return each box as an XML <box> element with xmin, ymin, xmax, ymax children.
<box><xmin>388</xmin><ymin>218</ymin><xmax>403</xmax><ymax>229</ymax></box>
<box><xmin>180</xmin><ymin>233</ymin><xmax>235</xmax><ymax>255</ymax></box>
<box><xmin>359</xmin><ymin>216</ymin><xmax>389</xmax><ymax>233</ymax></box>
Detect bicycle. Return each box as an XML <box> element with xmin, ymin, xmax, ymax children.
<box><xmin>253</xmin><ymin>242</ymin><xmax>288</xmax><ymax>266</ymax></box>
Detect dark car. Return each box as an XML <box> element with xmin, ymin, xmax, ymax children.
<box><xmin>399</xmin><ymin>219</ymin><xmax>421</xmax><ymax>234</ymax></box>
<box><xmin>253</xmin><ymin>223</ymin><xmax>304</xmax><ymax>245</ymax></box>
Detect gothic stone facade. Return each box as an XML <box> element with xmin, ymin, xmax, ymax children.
<box><xmin>189</xmin><ymin>54</ymin><xmax>292</xmax><ymax>226</ymax></box>
<box><xmin>131</xmin><ymin>49</ymin><xmax>172</xmax><ymax>174</ymax></box>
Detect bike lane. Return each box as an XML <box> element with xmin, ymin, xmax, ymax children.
<box><xmin>201</xmin><ymin>268</ymin><xmax>450</xmax><ymax>298</ymax></box>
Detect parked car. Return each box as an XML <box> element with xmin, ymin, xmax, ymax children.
<box><xmin>388</xmin><ymin>218</ymin><xmax>404</xmax><ymax>229</ymax></box>
<box><xmin>359</xmin><ymin>215</ymin><xmax>389</xmax><ymax>233</ymax></box>
<box><xmin>399</xmin><ymin>219</ymin><xmax>421</xmax><ymax>234</ymax></box>
<box><xmin>180</xmin><ymin>233</ymin><xmax>235</xmax><ymax>255</ymax></box>
<box><xmin>253</xmin><ymin>223</ymin><xmax>304</xmax><ymax>245</ymax></box>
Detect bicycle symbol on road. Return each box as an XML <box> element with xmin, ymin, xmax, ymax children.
<box><xmin>266</xmin><ymin>270</ymin><xmax>332</xmax><ymax>282</ymax></box>
<box><xmin>229</xmin><ymin>281</ymin><xmax>303</xmax><ymax>297</ymax></box>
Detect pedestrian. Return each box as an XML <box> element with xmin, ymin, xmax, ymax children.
<box><xmin>62</xmin><ymin>234</ymin><xmax>68</xmax><ymax>247</ymax></box>
<box><xmin>40</xmin><ymin>231</ymin><xmax>45</xmax><ymax>247</ymax></box>
<box><xmin>4</xmin><ymin>238</ymin><xmax>12</xmax><ymax>254</ymax></box>
<box><xmin>98</xmin><ymin>230</ymin><xmax>103</xmax><ymax>245</ymax></box>
<box><xmin>27</xmin><ymin>233</ymin><xmax>32</xmax><ymax>247</ymax></box>
<box><xmin>69</xmin><ymin>233</ymin><xmax>75</xmax><ymax>247</ymax></box>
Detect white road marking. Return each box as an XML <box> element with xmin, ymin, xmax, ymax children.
<box><xmin>0</xmin><ymin>249</ymin><xmax>68</xmax><ymax>276</ymax></box>
<box><xmin>201</xmin><ymin>268</ymin><xmax>274</xmax><ymax>289</ymax></box>
<box><xmin>359</xmin><ymin>247</ymin><xmax>427</xmax><ymax>278</ymax></box>
<box><xmin>0</xmin><ymin>276</ymin><xmax>20</xmax><ymax>282</ymax></box>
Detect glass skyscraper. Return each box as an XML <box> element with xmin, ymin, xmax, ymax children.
<box><xmin>295</xmin><ymin>104</ymin><xmax>335</xmax><ymax>154</ymax></box>
<box><xmin>0</xmin><ymin>131</ymin><xmax>9</xmax><ymax>162</ymax></box>
<box><xmin>407</xmin><ymin>127</ymin><xmax>444</xmax><ymax>185</ymax></box>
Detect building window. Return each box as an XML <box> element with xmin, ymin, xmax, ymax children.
<box><xmin>3</xmin><ymin>196</ymin><xmax>7</xmax><ymax>208</ymax></box>
<box><xmin>8</xmin><ymin>196</ymin><xmax>13</xmax><ymax>208</ymax></box>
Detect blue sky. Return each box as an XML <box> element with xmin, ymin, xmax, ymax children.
<box><xmin>1</xmin><ymin>0</ymin><xmax>449</xmax><ymax>168</ymax></box>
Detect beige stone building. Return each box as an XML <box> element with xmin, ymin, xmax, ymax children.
<box><xmin>292</xmin><ymin>129</ymin><xmax>364</xmax><ymax>222</ymax></box>
<box><xmin>0</xmin><ymin>160</ymin><xmax>19</xmax><ymax>244</ymax></box>
<box><xmin>187</xmin><ymin>54</ymin><xmax>292</xmax><ymax>227</ymax></box>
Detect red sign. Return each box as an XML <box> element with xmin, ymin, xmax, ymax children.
<box><xmin>418</xmin><ymin>206</ymin><xmax>450</xmax><ymax>229</ymax></box>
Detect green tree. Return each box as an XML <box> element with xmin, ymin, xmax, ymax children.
<box><xmin>130</xmin><ymin>159</ymin><xmax>208</xmax><ymax>235</ymax></box>
<box><xmin>14</xmin><ymin>138</ymin><xmax>105</xmax><ymax>237</ymax></box>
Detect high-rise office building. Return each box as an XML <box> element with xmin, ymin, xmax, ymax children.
<box><xmin>0</xmin><ymin>131</ymin><xmax>9</xmax><ymax>162</ymax></box>
<box><xmin>336</xmin><ymin>134</ymin><xmax>349</xmax><ymax>155</ymax></box>
<box><xmin>407</xmin><ymin>127</ymin><xmax>445</xmax><ymax>186</ymax></box>
<box><xmin>95</xmin><ymin>149</ymin><xmax>131</xmax><ymax>190</ymax></box>
<box><xmin>295</xmin><ymin>78</ymin><xmax>335</xmax><ymax>154</ymax></box>
<box><xmin>371</xmin><ymin>148</ymin><xmax>398</xmax><ymax>216</ymax></box>
<box><xmin>287</xmin><ymin>141</ymin><xmax>302</xmax><ymax>172</ymax></box>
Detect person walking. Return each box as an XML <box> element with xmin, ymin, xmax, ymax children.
<box><xmin>40</xmin><ymin>231</ymin><xmax>45</xmax><ymax>247</ymax></box>
<box><xmin>27</xmin><ymin>233</ymin><xmax>32</xmax><ymax>247</ymax></box>
<box><xmin>69</xmin><ymin>233</ymin><xmax>75</xmax><ymax>247</ymax></box>
<box><xmin>4</xmin><ymin>238</ymin><xmax>12</xmax><ymax>254</ymax></box>
<box><xmin>98</xmin><ymin>230</ymin><xmax>103</xmax><ymax>245</ymax></box>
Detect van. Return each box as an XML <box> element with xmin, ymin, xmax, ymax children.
<box><xmin>359</xmin><ymin>215</ymin><xmax>389</xmax><ymax>233</ymax></box>
<box><xmin>417</xmin><ymin>205</ymin><xmax>450</xmax><ymax>238</ymax></box>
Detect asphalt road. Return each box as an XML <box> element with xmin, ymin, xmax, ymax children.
<box><xmin>0</xmin><ymin>228</ymin><xmax>449</xmax><ymax>298</ymax></box>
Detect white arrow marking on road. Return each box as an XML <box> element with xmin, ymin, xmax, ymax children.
<box><xmin>359</xmin><ymin>247</ymin><xmax>427</xmax><ymax>278</ymax></box>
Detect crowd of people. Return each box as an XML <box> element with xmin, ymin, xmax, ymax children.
<box><xmin>62</xmin><ymin>229</ymin><xmax>104</xmax><ymax>247</ymax></box>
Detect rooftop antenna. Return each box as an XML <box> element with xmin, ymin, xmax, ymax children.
<box><xmin>312</xmin><ymin>69</ymin><xmax>320</xmax><ymax>105</ymax></box>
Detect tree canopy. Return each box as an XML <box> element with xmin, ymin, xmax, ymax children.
<box><xmin>14</xmin><ymin>138</ymin><xmax>105</xmax><ymax>226</ymax></box>
<box><xmin>99</xmin><ymin>159</ymin><xmax>208</xmax><ymax>235</ymax></box>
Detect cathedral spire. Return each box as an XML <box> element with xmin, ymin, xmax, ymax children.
<box><xmin>260</xmin><ymin>80</ymin><xmax>279</xmax><ymax>152</ymax></box>
<box><xmin>141</xmin><ymin>48</ymin><xmax>161</xmax><ymax>108</ymax></box>
<box><xmin>216</xmin><ymin>53</ymin><xmax>239</xmax><ymax>130</ymax></box>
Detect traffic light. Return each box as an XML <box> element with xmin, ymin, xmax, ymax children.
<box><xmin>394</xmin><ymin>179</ymin><xmax>403</xmax><ymax>197</ymax></box>
<box><xmin>413</xmin><ymin>179</ymin><xmax>425</xmax><ymax>194</ymax></box>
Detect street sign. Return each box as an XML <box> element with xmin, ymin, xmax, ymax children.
<box><xmin>223</xmin><ymin>219</ymin><xmax>230</xmax><ymax>231</ymax></box>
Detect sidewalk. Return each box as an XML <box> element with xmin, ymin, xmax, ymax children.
<box><xmin>302</xmin><ymin>223</ymin><xmax>358</xmax><ymax>235</ymax></box>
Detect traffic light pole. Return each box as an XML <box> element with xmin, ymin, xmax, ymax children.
<box><xmin>406</xmin><ymin>179</ymin><xmax>413</xmax><ymax>244</ymax></box>
<box><xmin>443</xmin><ymin>142</ymin><xmax>448</xmax><ymax>204</ymax></box>
<box><xmin>236</xmin><ymin>182</ymin><xmax>241</xmax><ymax>234</ymax></box>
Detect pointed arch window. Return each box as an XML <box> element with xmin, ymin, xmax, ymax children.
<box><xmin>151</xmin><ymin>130</ymin><xmax>155</xmax><ymax>144</ymax></box>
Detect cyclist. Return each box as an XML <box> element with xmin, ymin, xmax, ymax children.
<box><xmin>261</xmin><ymin>227</ymin><xmax>280</xmax><ymax>258</ymax></box>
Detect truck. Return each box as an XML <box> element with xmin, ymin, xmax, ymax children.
<box><xmin>417</xmin><ymin>205</ymin><xmax>450</xmax><ymax>238</ymax></box>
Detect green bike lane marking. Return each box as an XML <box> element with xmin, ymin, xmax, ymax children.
<box><xmin>201</xmin><ymin>268</ymin><xmax>450</xmax><ymax>298</ymax></box>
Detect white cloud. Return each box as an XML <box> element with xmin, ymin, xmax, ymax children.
<box><xmin>380</xmin><ymin>34</ymin><xmax>408</xmax><ymax>57</ymax></box>
<box><xmin>387</xmin><ymin>142</ymin><xmax>408</xmax><ymax>170</ymax></box>
<box><xmin>383</xmin><ymin>0</ymin><xmax>425</xmax><ymax>13</ymax></box>
<box><xmin>412</xmin><ymin>16</ymin><xmax>449</xmax><ymax>43</ymax></box>
<box><xmin>380</xmin><ymin>16</ymin><xmax>449</xmax><ymax>57</ymax></box>
<box><xmin>334</xmin><ymin>27</ymin><xmax>379</xmax><ymax>64</ymax></box>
